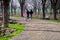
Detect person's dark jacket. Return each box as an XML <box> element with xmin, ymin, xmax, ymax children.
<box><xmin>30</xmin><ymin>10</ymin><xmax>33</xmax><ymax>14</ymax></box>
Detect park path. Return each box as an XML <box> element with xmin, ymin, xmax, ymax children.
<box><xmin>11</xmin><ymin>17</ymin><xmax>60</xmax><ymax>40</ymax></box>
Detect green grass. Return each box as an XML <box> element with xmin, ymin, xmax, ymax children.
<box><xmin>31</xmin><ymin>17</ymin><xmax>60</xmax><ymax>23</ymax></box>
<box><xmin>10</xmin><ymin>16</ymin><xmax>23</xmax><ymax>18</ymax></box>
<box><xmin>0</xmin><ymin>24</ymin><xmax>25</xmax><ymax>40</ymax></box>
<box><xmin>46</xmin><ymin>19</ymin><xmax>60</xmax><ymax>23</ymax></box>
<box><xmin>9</xmin><ymin>24</ymin><xmax>24</xmax><ymax>30</ymax></box>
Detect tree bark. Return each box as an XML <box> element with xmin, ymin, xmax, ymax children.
<box><xmin>38</xmin><ymin>9</ymin><xmax>40</xmax><ymax>15</ymax></box>
<box><xmin>14</xmin><ymin>8</ymin><xmax>16</xmax><ymax>15</ymax></box>
<box><xmin>50</xmin><ymin>0</ymin><xmax>58</xmax><ymax>20</ymax></box>
<box><xmin>34</xmin><ymin>0</ymin><xmax>37</xmax><ymax>15</ymax></box>
<box><xmin>21</xmin><ymin>4</ymin><xmax>23</xmax><ymax>17</ymax></box>
<box><xmin>42</xmin><ymin>0</ymin><xmax>46</xmax><ymax>19</ymax></box>
<box><xmin>42</xmin><ymin>4</ymin><xmax>45</xmax><ymax>19</ymax></box>
<box><xmin>3</xmin><ymin>0</ymin><xmax>10</xmax><ymax>28</ymax></box>
<box><xmin>53</xmin><ymin>8</ymin><xmax>57</xmax><ymax>20</ymax></box>
<box><xmin>19</xmin><ymin>0</ymin><xmax>25</xmax><ymax>17</ymax></box>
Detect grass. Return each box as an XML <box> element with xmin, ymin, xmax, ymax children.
<box><xmin>30</xmin><ymin>16</ymin><xmax>60</xmax><ymax>23</ymax></box>
<box><xmin>31</xmin><ymin>17</ymin><xmax>60</xmax><ymax>23</ymax></box>
<box><xmin>46</xmin><ymin>19</ymin><xmax>60</xmax><ymax>23</ymax></box>
<box><xmin>10</xmin><ymin>16</ymin><xmax>23</xmax><ymax>18</ymax></box>
<box><xmin>9</xmin><ymin>24</ymin><xmax>25</xmax><ymax>30</ymax></box>
<box><xmin>0</xmin><ymin>23</ymin><xmax>25</xmax><ymax>40</ymax></box>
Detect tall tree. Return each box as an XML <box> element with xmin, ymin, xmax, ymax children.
<box><xmin>50</xmin><ymin>0</ymin><xmax>58</xmax><ymax>20</ymax></box>
<box><xmin>3</xmin><ymin>0</ymin><xmax>10</xmax><ymax>28</ymax></box>
<box><xmin>11</xmin><ymin>0</ymin><xmax>14</xmax><ymax>16</ymax></box>
<box><xmin>0</xmin><ymin>1</ymin><xmax>2</xmax><ymax>13</ymax></box>
<box><xmin>42</xmin><ymin>0</ymin><xmax>46</xmax><ymax>19</ymax></box>
<box><xmin>33</xmin><ymin>0</ymin><xmax>37</xmax><ymax>15</ymax></box>
<box><xmin>19</xmin><ymin>0</ymin><xmax>25</xmax><ymax>17</ymax></box>
<box><xmin>38</xmin><ymin>1</ymin><xmax>41</xmax><ymax>15</ymax></box>
<box><xmin>10</xmin><ymin>0</ymin><xmax>17</xmax><ymax>16</ymax></box>
<box><xmin>56</xmin><ymin>0</ymin><xmax>60</xmax><ymax>13</ymax></box>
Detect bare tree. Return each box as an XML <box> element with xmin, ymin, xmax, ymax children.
<box><xmin>10</xmin><ymin>0</ymin><xmax>17</xmax><ymax>16</ymax></box>
<box><xmin>33</xmin><ymin>0</ymin><xmax>37</xmax><ymax>15</ymax></box>
<box><xmin>57</xmin><ymin>0</ymin><xmax>60</xmax><ymax>14</ymax></box>
<box><xmin>3</xmin><ymin>0</ymin><xmax>10</xmax><ymax>28</ymax></box>
<box><xmin>50</xmin><ymin>0</ymin><xmax>58</xmax><ymax>20</ymax></box>
<box><xmin>38</xmin><ymin>1</ymin><xmax>41</xmax><ymax>15</ymax></box>
<box><xmin>42</xmin><ymin>0</ymin><xmax>46</xmax><ymax>19</ymax></box>
<box><xmin>19</xmin><ymin>0</ymin><xmax>25</xmax><ymax>17</ymax></box>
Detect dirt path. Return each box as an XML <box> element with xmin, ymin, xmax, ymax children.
<box><xmin>11</xmin><ymin>17</ymin><xmax>60</xmax><ymax>40</ymax></box>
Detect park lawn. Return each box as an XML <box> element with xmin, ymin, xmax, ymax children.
<box><xmin>10</xmin><ymin>16</ymin><xmax>23</xmax><ymax>18</ymax></box>
<box><xmin>46</xmin><ymin>19</ymin><xmax>60</xmax><ymax>23</ymax></box>
<box><xmin>32</xmin><ymin>17</ymin><xmax>60</xmax><ymax>23</ymax></box>
<box><xmin>0</xmin><ymin>24</ymin><xmax>25</xmax><ymax>40</ymax></box>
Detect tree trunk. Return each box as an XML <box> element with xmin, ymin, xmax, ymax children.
<box><xmin>3</xmin><ymin>0</ymin><xmax>10</xmax><ymax>28</ymax></box>
<box><xmin>50</xmin><ymin>0</ymin><xmax>58</xmax><ymax>20</ymax></box>
<box><xmin>33</xmin><ymin>7</ymin><xmax>36</xmax><ymax>15</ymax></box>
<box><xmin>38</xmin><ymin>9</ymin><xmax>39</xmax><ymax>15</ymax></box>
<box><xmin>34</xmin><ymin>0</ymin><xmax>37</xmax><ymax>15</ymax></box>
<box><xmin>11</xmin><ymin>7</ymin><xmax>13</xmax><ymax>16</ymax></box>
<box><xmin>53</xmin><ymin>6</ymin><xmax>57</xmax><ymax>20</ymax></box>
<box><xmin>21</xmin><ymin>4</ymin><xmax>23</xmax><ymax>17</ymax></box>
<box><xmin>42</xmin><ymin>4</ymin><xmax>45</xmax><ymax>19</ymax></box>
<box><xmin>42</xmin><ymin>0</ymin><xmax>46</xmax><ymax>19</ymax></box>
<box><xmin>19</xmin><ymin>0</ymin><xmax>25</xmax><ymax>17</ymax></box>
<box><xmin>14</xmin><ymin>8</ymin><xmax>16</xmax><ymax>16</ymax></box>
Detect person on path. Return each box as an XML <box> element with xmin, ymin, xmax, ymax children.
<box><xmin>23</xmin><ymin>11</ymin><xmax>27</xmax><ymax>21</ymax></box>
<box><xmin>26</xmin><ymin>9</ymin><xmax>29</xmax><ymax>19</ymax></box>
<box><xmin>27</xmin><ymin>9</ymin><xmax>33</xmax><ymax>19</ymax></box>
<box><xmin>26</xmin><ymin>3</ymin><xmax>34</xmax><ymax>20</ymax></box>
<box><xmin>29</xmin><ymin>9</ymin><xmax>33</xmax><ymax>19</ymax></box>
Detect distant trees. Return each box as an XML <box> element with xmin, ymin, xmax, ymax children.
<box><xmin>50</xmin><ymin>0</ymin><xmax>58</xmax><ymax>20</ymax></box>
<box><xmin>10</xmin><ymin>0</ymin><xmax>17</xmax><ymax>16</ymax></box>
<box><xmin>41</xmin><ymin>0</ymin><xmax>58</xmax><ymax>19</ymax></box>
<box><xmin>57</xmin><ymin>0</ymin><xmax>60</xmax><ymax>10</ymax></box>
<box><xmin>19</xmin><ymin>0</ymin><xmax>25</xmax><ymax>17</ymax></box>
<box><xmin>38</xmin><ymin>2</ymin><xmax>41</xmax><ymax>15</ymax></box>
<box><xmin>1</xmin><ymin>0</ymin><xmax>60</xmax><ymax>21</ymax></box>
<box><xmin>42</xmin><ymin>0</ymin><xmax>46</xmax><ymax>19</ymax></box>
<box><xmin>33</xmin><ymin>0</ymin><xmax>37</xmax><ymax>15</ymax></box>
<box><xmin>57</xmin><ymin>0</ymin><xmax>60</xmax><ymax>14</ymax></box>
<box><xmin>0</xmin><ymin>1</ymin><xmax>2</xmax><ymax>13</ymax></box>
